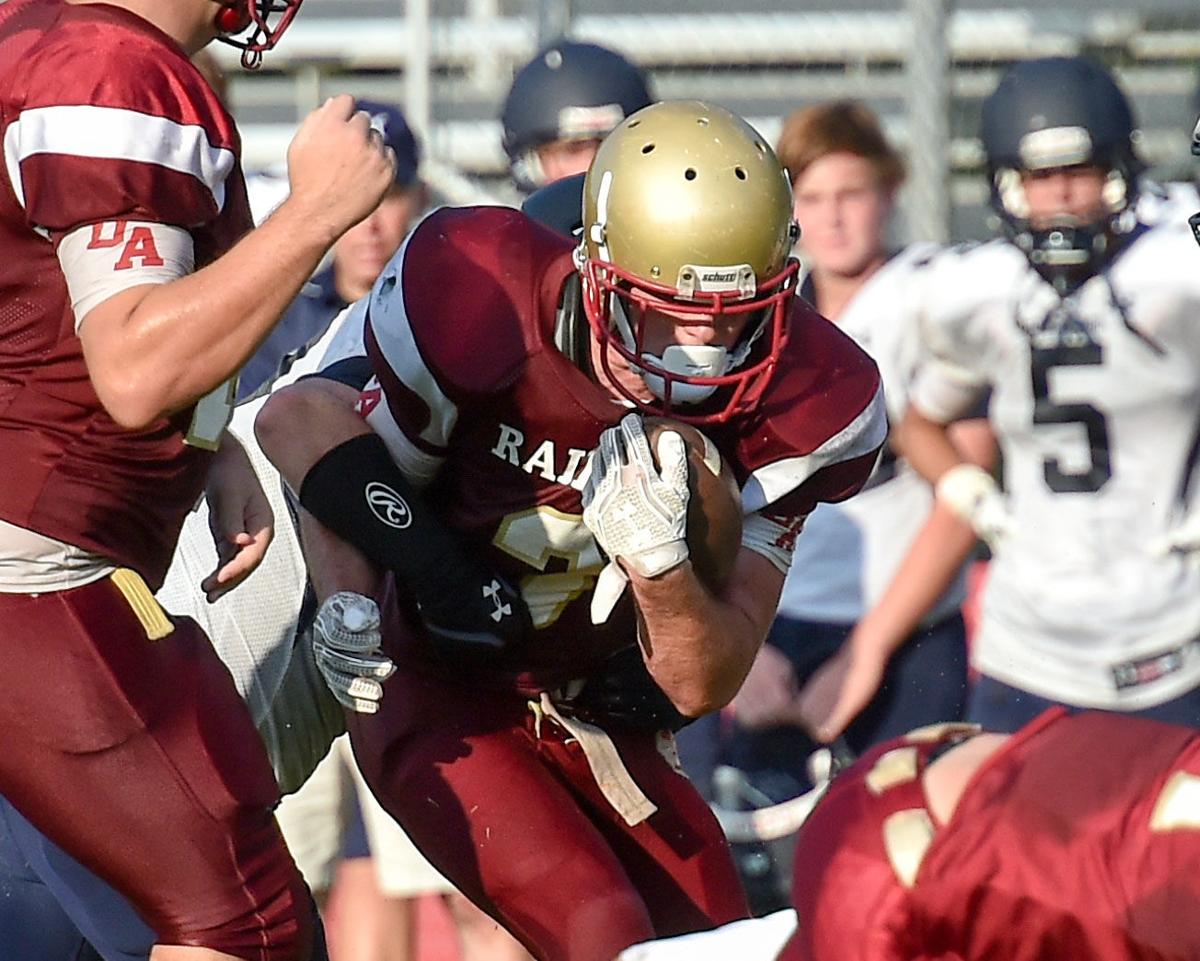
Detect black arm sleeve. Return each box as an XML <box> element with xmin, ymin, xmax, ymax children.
<box><xmin>298</xmin><ymin>433</ymin><xmax>531</xmax><ymax>659</ymax></box>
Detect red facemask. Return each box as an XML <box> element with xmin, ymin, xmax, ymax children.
<box><xmin>215</xmin><ymin>0</ymin><xmax>303</xmax><ymax>69</ymax></box>
<box><xmin>581</xmin><ymin>256</ymin><xmax>799</xmax><ymax>425</ymax></box>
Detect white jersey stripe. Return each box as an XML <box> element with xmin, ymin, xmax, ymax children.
<box><xmin>366</xmin><ymin>229</ymin><xmax>460</xmax><ymax>453</ymax></box>
<box><xmin>362</xmin><ymin>386</ymin><xmax>445</xmax><ymax>488</ymax></box>
<box><xmin>4</xmin><ymin>104</ymin><xmax>235</xmax><ymax>212</ymax></box>
<box><xmin>741</xmin><ymin>385</ymin><xmax>888</xmax><ymax>513</ymax></box>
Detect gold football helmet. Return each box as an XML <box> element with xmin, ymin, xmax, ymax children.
<box><xmin>579</xmin><ymin>99</ymin><xmax>799</xmax><ymax>423</ymax></box>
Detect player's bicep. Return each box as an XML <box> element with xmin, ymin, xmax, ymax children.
<box><xmin>60</xmin><ymin>220</ymin><xmax>195</xmax><ymax>332</ymax></box>
<box><xmin>69</xmin><ymin>221</ymin><xmax>195</xmax><ymax>401</ymax></box>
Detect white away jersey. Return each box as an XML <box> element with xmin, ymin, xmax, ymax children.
<box><xmin>911</xmin><ymin>223</ymin><xmax>1200</xmax><ymax>708</ymax></box>
<box><xmin>780</xmin><ymin>244</ymin><xmax>967</xmax><ymax>625</ymax></box>
<box><xmin>155</xmin><ymin>311</ymin><xmax>361</xmax><ymax>787</ymax></box>
<box><xmin>155</xmin><ymin>396</ymin><xmax>305</xmax><ymax>726</ymax></box>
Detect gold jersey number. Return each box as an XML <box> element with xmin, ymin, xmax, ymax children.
<box><xmin>493</xmin><ymin>505</ymin><xmax>605</xmax><ymax>628</ymax></box>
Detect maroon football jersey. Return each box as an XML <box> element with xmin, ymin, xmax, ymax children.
<box><xmin>0</xmin><ymin>0</ymin><xmax>253</xmax><ymax>587</ymax></box>
<box><xmin>361</xmin><ymin>205</ymin><xmax>885</xmax><ymax>691</ymax></box>
<box><xmin>786</xmin><ymin>710</ymin><xmax>1200</xmax><ymax>961</ymax></box>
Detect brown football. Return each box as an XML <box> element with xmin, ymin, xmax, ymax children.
<box><xmin>643</xmin><ymin>417</ymin><xmax>743</xmax><ymax>591</ymax></box>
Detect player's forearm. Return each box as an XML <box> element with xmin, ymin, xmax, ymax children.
<box><xmin>256</xmin><ymin>380</ymin><xmax>383</xmax><ymax>603</ymax></box>
<box><xmin>855</xmin><ymin>419</ymin><xmax>995</xmax><ymax>658</ymax></box>
<box><xmin>893</xmin><ymin>404</ymin><xmax>964</xmax><ymax>484</ymax></box>
<box><xmin>81</xmin><ymin>199</ymin><xmax>341</xmax><ymax>428</ymax></box>
<box><xmin>298</xmin><ymin>510</ymin><xmax>383</xmax><ymax>604</ymax></box>
<box><xmin>852</xmin><ymin>503</ymin><xmax>978</xmax><ymax>660</ymax></box>
<box><xmin>630</xmin><ymin>552</ymin><xmax>780</xmax><ymax>717</ymax></box>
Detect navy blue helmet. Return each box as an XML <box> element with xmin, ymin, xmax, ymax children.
<box><xmin>501</xmin><ymin>41</ymin><xmax>652</xmax><ymax>191</ymax></box>
<box><xmin>981</xmin><ymin>56</ymin><xmax>1143</xmax><ymax>293</ymax></box>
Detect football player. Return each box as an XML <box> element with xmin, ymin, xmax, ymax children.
<box><xmin>501</xmin><ymin>40</ymin><xmax>652</xmax><ymax>191</ymax></box>
<box><xmin>0</xmin><ymin>0</ymin><xmax>396</xmax><ymax>958</ymax></box>
<box><xmin>895</xmin><ymin>56</ymin><xmax>1200</xmax><ymax>731</ymax></box>
<box><xmin>0</xmin><ymin>354</ymin><xmax>352</xmax><ymax>961</ymax></box>
<box><xmin>255</xmin><ymin>99</ymin><xmax>887</xmax><ymax>961</ymax></box>
<box><xmin>728</xmin><ymin>100</ymin><xmax>994</xmax><ymax>799</ymax></box>
<box><xmin>621</xmin><ymin>710</ymin><xmax>1200</xmax><ymax>961</ymax></box>
<box><xmin>783</xmin><ymin>710</ymin><xmax>1200</xmax><ymax>960</ymax></box>
<box><xmin>0</xmin><ymin>250</ymin><xmax>525</xmax><ymax>961</ymax></box>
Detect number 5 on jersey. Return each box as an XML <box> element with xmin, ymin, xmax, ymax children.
<box><xmin>1031</xmin><ymin>343</ymin><xmax>1112</xmax><ymax>493</ymax></box>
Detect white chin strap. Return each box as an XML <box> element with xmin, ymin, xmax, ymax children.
<box><xmin>637</xmin><ymin>345</ymin><xmax>729</xmax><ymax>405</ymax></box>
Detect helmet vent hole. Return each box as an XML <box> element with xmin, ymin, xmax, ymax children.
<box><xmin>641</xmin><ymin>143</ymin><xmax>656</xmax><ymax>154</ymax></box>
<box><xmin>735</xmin><ymin>167</ymin><xmax>747</xmax><ymax>180</ymax></box>
<box><xmin>684</xmin><ymin>168</ymin><xmax>697</xmax><ymax>181</ymax></box>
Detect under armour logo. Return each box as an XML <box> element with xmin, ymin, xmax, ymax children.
<box><xmin>483</xmin><ymin>580</ymin><xmax>512</xmax><ymax>622</ymax></box>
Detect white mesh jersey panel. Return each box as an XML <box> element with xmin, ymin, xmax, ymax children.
<box><xmin>155</xmin><ymin>399</ymin><xmax>308</xmax><ymax>726</ymax></box>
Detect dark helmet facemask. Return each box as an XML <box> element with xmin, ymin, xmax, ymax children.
<box><xmin>982</xmin><ymin>57</ymin><xmax>1144</xmax><ymax>296</ymax></box>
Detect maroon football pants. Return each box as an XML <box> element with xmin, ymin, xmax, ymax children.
<box><xmin>348</xmin><ymin>663</ymin><xmax>749</xmax><ymax>961</ymax></box>
<box><xmin>0</xmin><ymin>575</ymin><xmax>313</xmax><ymax>960</ymax></box>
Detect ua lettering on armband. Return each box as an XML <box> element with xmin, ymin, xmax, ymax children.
<box><xmin>56</xmin><ymin>220</ymin><xmax>195</xmax><ymax>329</ymax></box>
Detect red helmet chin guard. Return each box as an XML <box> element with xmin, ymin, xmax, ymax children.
<box><xmin>581</xmin><ymin>256</ymin><xmax>799</xmax><ymax>425</ymax></box>
<box><xmin>216</xmin><ymin>0</ymin><xmax>303</xmax><ymax>69</ymax></box>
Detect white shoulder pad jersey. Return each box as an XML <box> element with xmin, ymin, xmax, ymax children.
<box><xmin>155</xmin><ymin>397</ymin><xmax>306</xmax><ymax>726</ymax></box>
<box><xmin>155</xmin><ymin>307</ymin><xmax>365</xmax><ymax>786</ymax></box>
<box><xmin>781</xmin><ymin>244</ymin><xmax>967</xmax><ymax>625</ymax></box>
<box><xmin>1135</xmin><ymin>179</ymin><xmax>1200</xmax><ymax>228</ymax></box>
<box><xmin>911</xmin><ymin>223</ymin><xmax>1200</xmax><ymax>709</ymax></box>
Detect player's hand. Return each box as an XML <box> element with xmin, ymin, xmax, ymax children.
<box><xmin>731</xmin><ymin>643</ymin><xmax>801</xmax><ymax>730</ymax></box>
<box><xmin>202</xmin><ymin>434</ymin><xmax>274</xmax><ymax>602</ymax></box>
<box><xmin>313</xmin><ymin>591</ymin><xmax>396</xmax><ymax>714</ymax></box>
<box><xmin>583</xmin><ymin>414</ymin><xmax>689</xmax><ymax>621</ymax></box>
<box><xmin>795</xmin><ymin>638</ymin><xmax>886</xmax><ymax>743</ymax></box>
<box><xmin>935</xmin><ymin>463</ymin><xmax>1012</xmax><ymax>550</ymax></box>
<box><xmin>285</xmin><ymin>94</ymin><xmax>397</xmax><ymax>243</ymax></box>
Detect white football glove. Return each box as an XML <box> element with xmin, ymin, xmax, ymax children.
<box><xmin>312</xmin><ymin>591</ymin><xmax>396</xmax><ymax>714</ymax></box>
<box><xmin>583</xmin><ymin>414</ymin><xmax>691</xmax><ymax>624</ymax></box>
<box><xmin>935</xmin><ymin>463</ymin><xmax>1012</xmax><ymax>551</ymax></box>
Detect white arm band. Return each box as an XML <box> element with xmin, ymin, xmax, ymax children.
<box><xmin>741</xmin><ymin>511</ymin><xmax>806</xmax><ymax>574</ymax></box>
<box><xmin>359</xmin><ymin>378</ymin><xmax>445</xmax><ymax>489</ymax></box>
<box><xmin>57</xmin><ymin>220</ymin><xmax>194</xmax><ymax>329</ymax></box>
